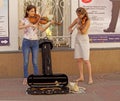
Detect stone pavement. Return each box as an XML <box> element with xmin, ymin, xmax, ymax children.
<box><xmin>0</xmin><ymin>72</ymin><xmax>120</xmax><ymax>101</ymax></box>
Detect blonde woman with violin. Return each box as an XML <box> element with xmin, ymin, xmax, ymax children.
<box><xmin>68</xmin><ymin>7</ymin><xmax>93</xmax><ymax>84</ymax></box>
<box><xmin>19</xmin><ymin>5</ymin><xmax>54</xmax><ymax>85</ymax></box>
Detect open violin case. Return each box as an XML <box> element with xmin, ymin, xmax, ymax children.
<box><xmin>26</xmin><ymin>38</ymin><xmax>69</xmax><ymax>95</ymax></box>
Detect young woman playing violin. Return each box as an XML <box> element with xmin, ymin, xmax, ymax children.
<box><xmin>68</xmin><ymin>7</ymin><xmax>93</xmax><ymax>84</ymax></box>
<box><xmin>19</xmin><ymin>5</ymin><xmax>54</xmax><ymax>85</ymax></box>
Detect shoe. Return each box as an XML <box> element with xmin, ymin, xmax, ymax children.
<box><xmin>103</xmin><ymin>29</ymin><xmax>115</xmax><ymax>33</ymax></box>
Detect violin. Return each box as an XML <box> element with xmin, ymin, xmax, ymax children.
<box><xmin>81</xmin><ymin>16</ymin><xmax>87</xmax><ymax>25</ymax></box>
<box><xmin>78</xmin><ymin>16</ymin><xmax>87</xmax><ymax>31</ymax></box>
<box><xmin>29</xmin><ymin>14</ymin><xmax>62</xmax><ymax>25</ymax></box>
<box><xmin>39</xmin><ymin>16</ymin><xmax>50</xmax><ymax>24</ymax></box>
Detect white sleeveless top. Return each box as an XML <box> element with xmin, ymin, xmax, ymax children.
<box><xmin>76</xmin><ymin>18</ymin><xmax>89</xmax><ymax>41</ymax></box>
<box><xmin>21</xmin><ymin>18</ymin><xmax>39</xmax><ymax>40</ymax></box>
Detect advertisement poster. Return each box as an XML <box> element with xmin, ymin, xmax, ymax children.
<box><xmin>79</xmin><ymin>0</ymin><xmax>120</xmax><ymax>48</ymax></box>
<box><xmin>0</xmin><ymin>0</ymin><xmax>9</xmax><ymax>46</ymax></box>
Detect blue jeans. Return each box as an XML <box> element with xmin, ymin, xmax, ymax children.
<box><xmin>22</xmin><ymin>38</ymin><xmax>39</xmax><ymax>78</ymax></box>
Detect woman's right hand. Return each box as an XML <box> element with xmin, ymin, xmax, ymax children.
<box><xmin>25</xmin><ymin>24</ymin><xmax>39</xmax><ymax>30</ymax></box>
<box><xmin>26</xmin><ymin>24</ymin><xmax>34</xmax><ymax>28</ymax></box>
<box><xmin>68</xmin><ymin>28</ymin><xmax>73</xmax><ymax>34</ymax></box>
<box><xmin>49</xmin><ymin>20</ymin><xmax>55</xmax><ymax>25</ymax></box>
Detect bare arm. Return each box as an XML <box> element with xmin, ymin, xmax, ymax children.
<box><xmin>19</xmin><ymin>20</ymin><xmax>34</xmax><ymax>29</ymax></box>
<box><xmin>19</xmin><ymin>21</ymin><xmax>27</xmax><ymax>29</ymax></box>
<box><xmin>68</xmin><ymin>18</ymin><xmax>78</xmax><ymax>34</ymax></box>
<box><xmin>80</xmin><ymin>19</ymin><xmax>90</xmax><ymax>34</ymax></box>
<box><xmin>38</xmin><ymin>20</ymin><xmax>54</xmax><ymax>33</ymax></box>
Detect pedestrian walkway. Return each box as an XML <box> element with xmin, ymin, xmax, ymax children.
<box><xmin>0</xmin><ymin>72</ymin><xmax>120</xmax><ymax>101</ymax></box>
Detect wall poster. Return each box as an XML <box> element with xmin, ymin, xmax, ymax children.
<box><xmin>79</xmin><ymin>0</ymin><xmax>120</xmax><ymax>48</ymax></box>
<box><xmin>0</xmin><ymin>0</ymin><xmax>9</xmax><ymax>46</ymax></box>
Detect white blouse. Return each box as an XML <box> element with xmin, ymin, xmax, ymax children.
<box><xmin>21</xmin><ymin>18</ymin><xmax>39</xmax><ymax>40</ymax></box>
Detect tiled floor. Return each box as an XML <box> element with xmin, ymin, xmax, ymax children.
<box><xmin>0</xmin><ymin>72</ymin><xmax>120</xmax><ymax>101</ymax></box>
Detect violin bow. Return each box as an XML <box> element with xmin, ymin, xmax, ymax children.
<box><xmin>69</xmin><ymin>24</ymin><xmax>77</xmax><ymax>34</ymax></box>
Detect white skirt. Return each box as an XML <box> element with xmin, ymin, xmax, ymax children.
<box><xmin>74</xmin><ymin>34</ymin><xmax>90</xmax><ymax>60</ymax></box>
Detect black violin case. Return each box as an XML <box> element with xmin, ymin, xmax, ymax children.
<box><xmin>26</xmin><ymin>74</ymin><xmax>69</xmax><ymax>95</ymax></box>
<box><xmin>26</xmin><ymin>38</ymin><xmax>69</xmax><ymax>95</ymax></box>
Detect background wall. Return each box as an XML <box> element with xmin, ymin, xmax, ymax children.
<box><xmin>70</xmin><ymin>0</ymin><xmax>78</xmax><ymax>48</ymax></box>
<box><xmin>0</xmin><ymin>0</ymin><xmax>119</xmax><ymax>78</ymax></box>
<box><xmin>0</xmin><ymin>0</ymin><xmax>18</xmax><ymax>51</ymax></box>
<box><xmin>0</xmin><ymin>49</ymin><xmax>120</xmax><ymax>78</ymax></box>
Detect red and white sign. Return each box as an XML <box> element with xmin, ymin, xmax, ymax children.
<box><xmin>82</xmin><ymin>0</ymin><xmax>92</xmax><ymax>3</ymax></box>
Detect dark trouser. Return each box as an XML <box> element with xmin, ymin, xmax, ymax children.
<box><xmin>108</xmin><ymin>1</ymin><xmax>120</xmax><ymax>31</ymax></box>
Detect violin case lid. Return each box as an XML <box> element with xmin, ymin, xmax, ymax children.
<box><xmin>27</xmin><ymin>74</ymin><xmax>68</xmax><ymax>88</ymax></box>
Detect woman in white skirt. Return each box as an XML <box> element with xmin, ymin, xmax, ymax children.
<box><xmin>68</xmin><ymin>7</ymin><xmax>93</xmax><ymax>84</ymax></box>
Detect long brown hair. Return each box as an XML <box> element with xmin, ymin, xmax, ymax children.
<box><xmin>24</xmin><ymin>5</ymin><xmax>36</xmax><ymax>18</ymax></box>
<box><xmin>76</xmin><ymin>7</ymin><xmax>89</xmax><ymax>24</ymax></box>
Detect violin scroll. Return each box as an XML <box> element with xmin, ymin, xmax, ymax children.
<box><xmin>81</xmin><ymin>16</ymin><xmax>87</xmax><ymax>25</ymax></box>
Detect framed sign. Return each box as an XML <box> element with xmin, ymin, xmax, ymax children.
<box><xmin>79</xmin><ymin>0</ymin><xmax>120</xmax><ymax>48</ymax></box>
<box><xmin>0</xmin><ymin>0</ymin><xmax>9</xmax><ymax>46</ymax></box>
